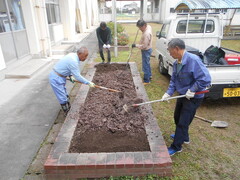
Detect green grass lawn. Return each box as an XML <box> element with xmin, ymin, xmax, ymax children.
<box><xmin>94</xmin><ymin>23</ymin><xmax>240</xmax><ymax>180</ymax></box>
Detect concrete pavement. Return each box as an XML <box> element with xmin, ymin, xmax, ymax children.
<box><xmin>0</xmin><ymin>28</ymin><xmax>98</xmax><ymax>180</ymax></box>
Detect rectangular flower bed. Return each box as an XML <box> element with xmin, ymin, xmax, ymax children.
<box><xmin>44</xmin><ymin>62</ymin><xmax>172</xmax><ymax>179</ymax></box>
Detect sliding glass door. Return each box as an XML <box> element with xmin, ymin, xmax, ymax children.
<box><xmin>0</xmin><ymin>0</ymin><xmax>29</xmax><ymax>64</ymax></box>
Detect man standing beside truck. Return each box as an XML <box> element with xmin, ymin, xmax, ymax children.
<box><xmin>132</xmin><ymin>20</ymin><xmax>152</xmax><ymax>85</ymax></box>
<box><xmin>161</xmin><ymin>38</ymin><xmax>211</xmax><ymax>156</ymax></box>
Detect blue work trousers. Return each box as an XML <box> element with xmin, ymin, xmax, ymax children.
<box><xmin>171</xmin><ymin>97</ymin><xmax>203</xmax><ymax>151</ymax></box>
<box><xmin>141</xmin><ymin>48</ymin><xmax>152</xmax><ymax>83</ymax></box>
<box><xmin>49</xmin><ymin>71</ymin><xmax>68</xmax><ymax>105</ymax></box>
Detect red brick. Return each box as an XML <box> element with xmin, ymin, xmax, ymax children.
<box><xmin>45</xmin><ymin>174</ymin><xmax>68</xmax><ymax>180</ymax></box>
<box><xmin>66</xmin><ymin>165</ymin><xmax>76</xmax><ymax>170</ymax></box>
<box><xmin>56</xmin><ymin>165</ymin><xmax>66</xmax><ymax>170</ymax></box>
<box><xmin>125</xmin><ymin>163</ymin><xmax>135</xmax><ymax>168</ymax></box>
<box><xmin>96</xmin><ymin>164</ymin><xmax>106</xmax><ymax>169</ymax></box>
<box><xmin>44</xmin><ymin>63</ymin><xmax>173</xmax><ymax>179</ymax></box>
<box><xmin>44</xmin><ymin>164</ymin><xmax>57</xmax><ymax>170</ymax></box>
<box><xmin>75</xmin><ymin>165</ymin><xmax>86</xmax><ymax>169</ymax></box>
<box><xmin>45</xmin><ymin>169</ymin><xmax>66</xmax><ymax>174</ymax></box>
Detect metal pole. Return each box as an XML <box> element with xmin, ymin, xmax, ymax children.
<box><xmin>112</xmin><ymin>0</ymin><xmax>118</xmax><ymax>57</ymax></box>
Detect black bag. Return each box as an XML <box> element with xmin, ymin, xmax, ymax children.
<box><xmin>203</xmin><ymin>45</ymin><xmax>225</xmax><ymax>65</ymax></box>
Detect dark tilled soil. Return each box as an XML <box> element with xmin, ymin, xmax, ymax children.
<box><xmin>69</xmin><ymin>64</ymin><xmax>150</xmax><ymax>153</ymax></box>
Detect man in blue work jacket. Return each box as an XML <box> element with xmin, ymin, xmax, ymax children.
<box><xmin>161</xmin><ymin>38</ymin><xmax>211</xmax><ymax>156</ymax></box>
<box><xmin>49</xmin><ymin>47</ymin><xmax>95</xmax><ymax>116</ymax></box>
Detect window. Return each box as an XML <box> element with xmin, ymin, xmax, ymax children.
<box><xmin>46</xmin><ymin>0</ymin><xmax>61</xmax><ymax>24</ymax></box>
<box><xmin>160</xmin><ymin>24</ymin><xmax>169</xmax><ymax>38</ymax></box>
<box><xmin>176</xmin><ymin>20</ymin><xmax>215</xmax><ymax>34</ymax></box>
<box><xmin>0</xmin><ymin>0</ymin><xmax>25</xmax><ymax>33</ymax></box>
<box><xmin>215</xmin><ymin>9</ymin><xmax>228</xmax><ymax>13</ymax></box>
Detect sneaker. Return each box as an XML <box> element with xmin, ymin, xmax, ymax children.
<box><xmin>170</xmin><ymin>134</ymin><xmax>190</xmax><ymax>144</ymax></box>
<box><xmin>168</xmin><ymin>147</ymin><xmax>182</xmax><ymax>156</ymax></box>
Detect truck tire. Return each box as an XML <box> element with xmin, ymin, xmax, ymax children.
<box><xmin>159</xmin><ymin>57</ymin><xmax>168</xmax><ymax>75</ymax></box>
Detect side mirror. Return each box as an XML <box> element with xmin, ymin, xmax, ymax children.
<box><xmin>156</xmin><ymin>31</ymin><xmax>160</xmax><ymax>37</ymax></box>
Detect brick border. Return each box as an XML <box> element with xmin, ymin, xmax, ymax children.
<box><xmin>44</xmin><ymin>62</ymin><xmax>172</xmax><ymax>179</ymax></box>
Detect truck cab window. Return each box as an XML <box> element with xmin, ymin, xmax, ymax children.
<box><xmin>160</xmin><ymin>24</ymin><xmax>169</xmax><ymax>38</ymax></box>
<box><xmin>177</xmin><ymin>20</ymin><xmax>214</xmax><ymax>34</ymax></box>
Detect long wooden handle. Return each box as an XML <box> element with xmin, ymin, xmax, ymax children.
<box><xmin>67</xmin><ymin>78</ymin><xmax>121</xmax><ymax>93</ymax></box>
<box><xmin>132</xmin><ymin>90</ymin><xmax>209</xmax><ymax>107</ymax></box>
<box><xmin>194</xmin><ymin>115</ymin><xmax>213</xmax><ymax>123</ymax></box>
<box><xmin>94</xmin><ymin>85</ymin><xmax>121</xmax><ymax>93</ymax></box>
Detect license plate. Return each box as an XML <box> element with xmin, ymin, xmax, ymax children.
<box><xmin>223</xmin><ymin>88</ymin><xmax>240</xmax><ymax>97</ymax></box>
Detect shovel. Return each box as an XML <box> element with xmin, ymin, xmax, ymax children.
<box><xmin>194</xmin><ymin>115</ymin><xmax>228</xmax><ymax>128</ymax></box>
<box><xmin>123</xmin><ymin>90</ymin><xmax>209</xmax><ymax>112</ymax></box>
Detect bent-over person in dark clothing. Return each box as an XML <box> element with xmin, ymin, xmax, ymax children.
<box><xmin>96</xmin><ymin>22</ymin><xmax>112</xmax><ymax>63</ymax></box>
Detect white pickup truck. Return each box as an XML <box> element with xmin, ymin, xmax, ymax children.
<box><xmin>155</xmin><ymin>13</ymin><xmax>240</xmax><ymax>99</ymax></box>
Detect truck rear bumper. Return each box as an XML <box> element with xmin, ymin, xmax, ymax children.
<box><xmin>206</xmin><ymin>84</ymin><xmax>240</xmax><ymax>99</ymax></box>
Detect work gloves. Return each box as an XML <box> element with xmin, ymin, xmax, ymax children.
<box><xmin>103</xmin><ymin>44</ymin><xmax>111</xmax><ymax>49</ymax></box>
<box><xmin>161</xmin><ymin>93</ymin><xmax>170</xmax><ymax>101</ymax></box>
<box><xmin>69</xmin><ymin>75</ymin><xmax>75</xmax><ymax>83</ymax></box>
<box><xmin>88</xmin><ymin>82</ymin><xmax>95</xmax><ymax>88</ymax></box>
<box><xmin>132</xmin><ymin>44</ymin><xmax>136</xmax><ymax>48</ymax></box>
<box><xmin>132</xmin><ymin>44</ymin><xmax>142</xmax><ymax>48</ymax></box>
<box><xmin>185</xmin><ymin>89</ymin><xmax>195</xmax><ymax>100</ymax></box>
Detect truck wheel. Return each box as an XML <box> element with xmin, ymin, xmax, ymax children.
<box><xmin>159</xmin><ymin>58</ymin><xmax>168</xmax><ymax>75</ymax></box>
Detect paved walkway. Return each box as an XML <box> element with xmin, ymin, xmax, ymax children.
<box><xmin>0</xmin><ymin>29</ymin><xmax>98</xmax><ymax>180</ymax></box>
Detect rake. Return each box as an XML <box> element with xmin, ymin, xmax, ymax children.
<box><xmin>123</xmin><ymin>90</ymin><xmax>209</xmax><ymax>112</ymax></box>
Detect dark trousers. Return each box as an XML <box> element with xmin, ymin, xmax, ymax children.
<box><xmin>99</xmin><ymin>44</ymin><xmax>111</xmax><ymax>62</ymax></box>
<box><xmin>171</xmin><ymin>97</ymin><xmax>203</xmax><ymax>151</ymax></box>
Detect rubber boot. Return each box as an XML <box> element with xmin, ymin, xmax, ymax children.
<box><xmin>61</xmin><ymin>102</ymin><xmax>71</xmax><ymax>117</ymax></box>
<box><xmin>67</xmin><ymin>95</ymin><xmax>70</xmax><ymax>102</ymax></box>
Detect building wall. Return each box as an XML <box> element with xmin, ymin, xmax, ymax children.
<box><xmin>0</xmin><ymin>0</ymin><xmax>99</xmax><ymax>70</ymax></box>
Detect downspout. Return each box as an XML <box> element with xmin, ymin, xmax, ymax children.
<box><xmin>42</xmin><ymin>0</ymin><xmax>52</xmax><ymax>57</ymax></box>
<box><xmin>35</xmin><ymin>1</ymin><xmax>46</xmax><ymax>57</ymax></box>
<box><xmin>35</xmin><ymin>0</ymin><xmax>52</xmax><ymax>57</ymax></box>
